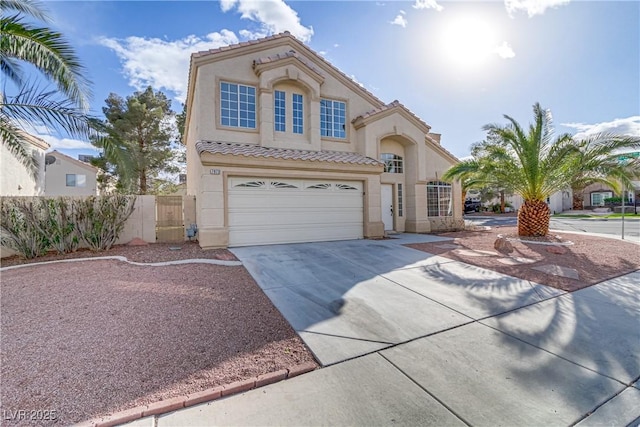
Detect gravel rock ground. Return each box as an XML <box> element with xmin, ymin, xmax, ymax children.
<box><xmin>1</xmin><ymin>250</ymin><xmax>316</xmax><ymax>426</ymax></box>
<box><xmin>0</xmin><ymin>241</ymin><xmax>236</xmax><ymax>267</ymax></box>
<box><xmin>407</xmin><ymin>225</ymin><xmax>640</xmax><ymax>291</ymax></box>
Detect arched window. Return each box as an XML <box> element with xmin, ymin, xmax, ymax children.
<box><xmin>427</xmin><ymin>181</ymin><xmax>452</xmax><ymax>217</ymax></box>
<box><xmin>380</xmin><ymin>153</ymin><xmax>403</xmax><ymax>173</ymax></box>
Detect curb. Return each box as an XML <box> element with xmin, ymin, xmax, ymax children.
<box><xmin>0</xmin><ymin>255</ymin><xmax>242</xmax><ymax>271</ymax></box>
<box><xmin>81</xmin><ymin>362</ymin><xmax>317</xmax><ymax>427</ymax></box>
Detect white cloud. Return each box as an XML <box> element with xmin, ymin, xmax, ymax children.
<box><xmin>41</xmin><ymin>135</ymin><xmax>96</xmax><ymax>151</ymax></box>
<box><xmin>413</xmin><ymin>0</ymin><xmax>444</xmax><ymax>12</ymax></box>
<box><xmin>504</xmin><ymin>0</ymin><xmax>570</xmax><ymax>18</ymax></box>
<box><xmin>13</xmin><ymin>120</ymin><xmax>95</xmax><ymax>151</ymax></box>
<box><xmin>494</xmin><ymin>41</ymin><xmax>515</xmax><ymax>59</ymax></box>
<box><xmin>221</xmin><ymin>0</ymin><xmax>313</xmax><ymax>42</ymax></box>
<box><xmin>390</xmin><ymin>11</ymin><xmax>408</xmax><ymax>28</ymax></box>
<box><xmin>99</xmin><ymin>0</ymin><xmax>313</xmax><ymax>103</ymax></box>
<box><xmin>99</xmin><ymin>30</ymin><xmax>239</xmax><ymax>103</ymax></box>
<box><xmin>562</xmin><ymin>116</ymin><xmax>640</xmax><ymax>140</ymax></box>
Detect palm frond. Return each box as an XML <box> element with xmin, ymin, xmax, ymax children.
<box><xmin>1</xmin><ymin>15</ymin><xmax>91</xmax><ymax>109</ymax></box>
<box><xmin>0</xmin><ymin>116</ymin><xmax>39</xmax><ymax>178</ymax></box>
<box><xmin>2</xmin><ymin>85</ymin><xmax>94</xmax><ymax>138</ymax></box>
<box><xmin>1</xmin><ymin>0</ymin><xmax>50</xmax><ymax>22</ymax></box>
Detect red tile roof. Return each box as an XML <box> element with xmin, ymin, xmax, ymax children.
<box><xmin>196</xmin><ymin>141</ymin><xmax>383</xmax><ymax>166</ymax></box>
<box><xmin>354</xmin><ymin>100</ymin><xmax>431</xmax><ymax>131</ymax></box>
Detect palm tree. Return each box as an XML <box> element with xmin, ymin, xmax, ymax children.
<box><xmin>445</xmin><ymin>103</ymin><xmax>640</xmax><ymax>236</ymax></box>
<box><xmin>446</xmin><ymin>139</ymin><xmax>515</xmax><ymax>214</ymax></box>
<box><xmin>1</xmin><ymin>0</ymin><xmax>93</xmax><ymax>176</ymax></box>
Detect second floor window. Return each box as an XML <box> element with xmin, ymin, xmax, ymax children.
<box><xmin>292</xmin><ymin>93</ymin><xmax>304</xmax><ymax>134</ymax></box>
<box><xmin>274</xmin><ymin>90</ymin><xmax>286</xmax><ymax>132</ymax></box>
<box><xmin>320</xmin><ymin>99</ymin><xmax>346</xmax><ymax>139</ymax></box>
<box><xmin>66</xmin><ymin>174</ymin><xmax>86</xmax><ymax>187</ymax></box>
<box><xmin>220</xmin><ymin>82</ymin><xmax>256</xmax><ymax>129</ymax></box>
<box><xmin>380</xmin><ymin>153</ymin><xmax>404</xmax><ymax>173</ymax></box>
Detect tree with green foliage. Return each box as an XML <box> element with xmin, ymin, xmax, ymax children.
<box><xmin>1</xmin><ymin>0</ymin><xmax>94</xmax><ymax>176</ymax></box>
<box><xmin>447</xmin><ymin>137</ymin><xmax>515</xmax><ymax>213</ymax></box>
<box><xmin>567</xmin><ymin>136</ymin><xmax>640</xmax><ymax>209</ymax></box>
<box><xmin>91</xmin><ymin>87</ymin><xmax>178</xmax><ymax>194</ymax></box>
<box><xmin>444</xmin><ymin>102</ymin><xmax>639</xmax><ymax>236</ymax></box>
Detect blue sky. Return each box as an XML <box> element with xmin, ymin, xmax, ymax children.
<box><xmin>22</xmin><ymin>0</ymin><xmax>640</xmax><ymax>161</ymax></box>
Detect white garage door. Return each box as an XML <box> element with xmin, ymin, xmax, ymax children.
<box><xmin>228</xmin><ymin>177</ymin><xmax>363</xmax><ymax>247</ymax></box>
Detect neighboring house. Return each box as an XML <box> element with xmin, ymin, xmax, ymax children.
<box><xmin>578</xmin><ymin>182</ymin><xmax>637</xmax><ymax>209</ymax></box>
<box><xmin>0</xmin><ymin>132</ymin><xmax>50</xmax><ymax>196</ymax></box>
<box><xmin>184</xmin><ymin>32</ymin><xmax>462</xmax><ymax>248</ymax></box>
<box><xmin>503</xmin><ymin>191</ymin><xmax>572</xmax><ymax>215</ymax></box>
<box><xmin>44</xmin><ymin>150</ymin><xmax>98</xmax><ymax>196</ymax></box>
<box><xmin>575</xmin><ymin>151</ymin><xmax>640</xmax><ymax>209</ymax></box>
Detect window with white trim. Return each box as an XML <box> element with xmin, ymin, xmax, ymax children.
<box><xmin>274</xmin><ymin>90</ymin><xmax>286</xmax><ymax>132</ymax></box>
<box><xmin>398</xmin><ymin>183</ymin><xmax>403</xmax><ymax>217</ymax></box>
<box><xmin>320</xmin><ymin>99</ymin><xmax>346</xmax><ymax>138</ymax></box>
<box><xmin>292</xmin><ymin>93</ymin><xmax>304</xmax><ymax>134</ymax></box>
<box><xmin>220</xmin><ymin>82</ymin><xmax>256</xmax><ymax>129</ymax></box>
<box><xmin>427</xmin><ymin>181</ymin><xmax>452</xmax><ymax>217</ymax></box>
<box><xmin>381</xmin><ymin>153</ymin><xmax>403</xmax><ymax>173</ymax></box>
<box><xmin>66</xmin><ymin>174</ymin><xmax>86</xmax><ymax>187</ymax></box>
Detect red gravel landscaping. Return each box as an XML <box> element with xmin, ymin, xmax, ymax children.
<box><xmin>407</xmin><ymin>226</ymin><xmax>640</xmax><ymax>292</ymax></box>
<box><xmin>0</xmin><ymin>250</ymin><xmax>316</xmax><ymax>426</ymax></box>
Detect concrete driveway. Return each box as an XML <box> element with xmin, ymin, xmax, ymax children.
<box><xmin>230</xmin><ymin>234</ymin><xmax>563</xmax><ymax>366</ymax></box>
<box><xmin>150</xmin><ymin>235</ymin><xmax>640</xmax><ymax>426</ymax></box>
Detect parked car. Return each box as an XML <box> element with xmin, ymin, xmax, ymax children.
<box><xmin>464</xmin><ymin>200</ymin><xmax>481</xmax><ymax>213</ymax></box>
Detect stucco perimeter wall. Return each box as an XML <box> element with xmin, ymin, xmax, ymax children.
<box><xmin>195</xmin><ymin>161</ymin><xmax>385</xmax><ymax>249</ymax></box>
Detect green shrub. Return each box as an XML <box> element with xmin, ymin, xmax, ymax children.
<box><xmin>1</xmin><ymin>195</ymin><xmax>137</xmax><ymax>258</ymax></box>
<box><xmin>0</xmin><ymin>198</ymin><xmax>50</xmax><ymax>259</ymax></box>
<box><xmin>73</xmin><ymin>196</ymin><xmax>136</xmax><ymax>251</ymax></box>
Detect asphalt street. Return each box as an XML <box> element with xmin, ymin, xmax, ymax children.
<box><xmin>466</xmin><ymin>216</ymin><xmax>640</xmax><ymax>240</ymax></box>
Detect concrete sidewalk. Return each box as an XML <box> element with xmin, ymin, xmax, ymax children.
<box><xmin>128</xmin><ymin>236</ymin><xmax>640</xmax><ymax>426</ymax></box>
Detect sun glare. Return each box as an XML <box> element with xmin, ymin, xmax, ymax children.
<box><xmin>440</xmin><ymin>16</ymin><xmax>497</xmax><ymax>68</ymax></box>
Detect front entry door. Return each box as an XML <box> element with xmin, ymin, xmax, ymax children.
<box><xmin>381</xmin><ymin>184</ymin><xmax>393</xmax><ymax>231</ymax></box>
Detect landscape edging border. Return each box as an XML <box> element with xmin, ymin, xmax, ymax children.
<box><xmin>78</xmin><ymin>362</ymin><xmax>317</xmax><ymax>427</ymax></box>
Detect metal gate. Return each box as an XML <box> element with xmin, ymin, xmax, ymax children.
<box><xmin>156</xmin><ymin>196</ymin><xmax>184</xmax><ymax>242</ymax></box>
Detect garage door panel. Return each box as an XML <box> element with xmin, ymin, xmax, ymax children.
<box><xmin>228</xmin><ymin>177</ymin><xmax>363</xmax><ymax>247</ymax></box>
<box><xmin>229</xmin><ymin>211</ymin><xmax>363</xmax><ymax>227</ymax></box>
<box><xmin>230</xmin><ymin>225</ymin><xmax>362</xmax><ymax>246</ymax></box>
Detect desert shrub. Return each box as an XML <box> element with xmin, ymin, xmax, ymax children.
<box><xmin>73</xmin><ymin>195</ymin><xmax>136</xmax><ymax>251</ymax></box>
<box><xmin>1</xmin><ymin>195</ymin><xmax>137</xmax><ymax>258</ymax></box>
<box><xmin>0</xmin><ymin>198</ymin><xmax>50</xmax><ymax>259</ymax></box>
<box><xmin>43</xmin><ymin>198</ymin><xmax>79</xmax><ymax>254</ymax></box>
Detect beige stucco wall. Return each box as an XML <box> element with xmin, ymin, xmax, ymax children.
<box><xmin>0</xmin><ymin>139</ymin><xmax>47</xmax><ymax>196</ymax></box>
<box><xmin>185</xmin><ymin>35</ymin><xmax>462</xmax><ymax>247</ymax></box>
<box><xmin>45</xmin><ymin>153</ymin><xmax>98</xmax><ymax>196</ymax></box>
<box><xmin>194</xmin><ymin>156</ymin><xmax>384</xmax><ymax>248</ymax></box>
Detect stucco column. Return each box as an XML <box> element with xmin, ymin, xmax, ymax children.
<box><xmin>404</xmin><ymin>183</ymin><xmax>431</xmax><ymax>233</ymax></box>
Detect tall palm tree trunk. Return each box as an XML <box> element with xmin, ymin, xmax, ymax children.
<box><xmin>518</xmin><ymin>200</ymin><xmax>550</xmax><ymax>236</ymax></box>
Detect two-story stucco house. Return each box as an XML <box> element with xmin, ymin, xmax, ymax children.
<box><xmin>184</xmin><ymin>32</ymin><xmax>462</xmax><ymax>248</ymax></box>
<box><xmin>44</xmin><ymin>150</ymin><xmax>98</xmax><ymax>196</ymax></box>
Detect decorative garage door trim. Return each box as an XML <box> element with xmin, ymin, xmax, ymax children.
<box><xmin>228</xmin><ymin>177</ymin><xmax>364</xmax><ymax>247</ymax></box>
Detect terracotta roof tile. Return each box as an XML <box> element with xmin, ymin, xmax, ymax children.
<box><xmin>196</xmin><ymin>141</ymin><xmax>383</xmax><ymax>166</ymax></box>
<box><xmin>190</xmin><ymin>32</ymin><xmax>386</xmax><ymax>109</ymax></box>
<box><xmin>253</xmin><ymin>50</ymin><xmax>324</xmax><ymax>76</ymax></box>
<box><xmin>354</xmin><ymin>100</ymin><xmax>432</xmax><ymax>131</ymax></box>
